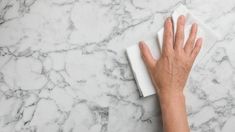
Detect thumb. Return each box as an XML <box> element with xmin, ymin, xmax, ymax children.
<box><xmin>139</xmin><ymin>41</ymin><xmax>156</xmax><ymax>69</ymax></box>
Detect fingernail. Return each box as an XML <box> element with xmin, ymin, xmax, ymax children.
<box><xmin>167</xmin><ymin>17</ymin><xmax>171</xmax><ymax>21</ymax></box>
<box><xmin>180</xmin><ymin>15</ymin><xmax>185</xmax><ymax>20</ymax></box>
<box><xmin>198</xmin><ymin>38</ymin><xmax>203</xmax><ymax>45</ymax></box>
<box><xmin>167</xmin><ymin>17</ymin><xmax>171</xmax><ymax>23</ymax></box>
<box><xmin>178</xmin><ymin>15</ymin><xmax>185</xmax><ymax>25</ymax></box>
<box><xmin>179</xmin><ymin>15</ymin><xmax>185</xmax><ymax>23</ymax></box>
<box><xmin>139</xmin><ymin>41</ymin><xmax>144</xmax><ymax>48</ymax></box>
<box><xmin>193</xmin><ymin>23</ymin><xmax>198</xmax><ymax>28</ymax></box>
<box><xmin>200</xmin><ymin>38</ymin><xmax>203</xmax><ymax>43</ymax></box>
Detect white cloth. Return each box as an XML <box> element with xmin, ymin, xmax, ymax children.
<box><xmin>126</xmin><ymin>39</ymin><xmax>160</xmax><ymax>97</ymax></box>
<box><xmin>158</xmin><ymin>4</ymin><xmax>220</xmax><ymax>65</ymax></box>
<box><xmin>126</xmin><ymin>4</ymin><xmax>219</xmax><ymax>97</ymax></box>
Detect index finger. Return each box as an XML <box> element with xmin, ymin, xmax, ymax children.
<box><xmin>162</xmin><ymin>17</ymin><xmax>174</xmax><ymax>54</ymax></box>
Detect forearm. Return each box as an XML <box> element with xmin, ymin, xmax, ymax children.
<box><xmin>159</xmin><ymin>91</ymin><xmax>189</xmax><ymax>132</ymax></box>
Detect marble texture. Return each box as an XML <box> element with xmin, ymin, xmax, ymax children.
<box><xmin>1</xmin><ymin>0</ymin><xmax>235</xmax><ymax>132</ymax></box>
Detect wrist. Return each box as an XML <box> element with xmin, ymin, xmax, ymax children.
<box><xmin>158</xmin><ymin>89</ymin><xmax>184</xmax><ymax>97</ymax></box>
<box><xmin>158</xmin><ymin>89</ymin><xmax>185</xmax><ymax>104</ymax></box>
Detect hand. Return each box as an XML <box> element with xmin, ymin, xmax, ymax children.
<box><xmin>139</xmin><ymin>15</ymin><xmax>202</xmax><ymax>96</ymax></box>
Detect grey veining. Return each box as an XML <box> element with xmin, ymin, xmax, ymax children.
<box><xmin>1</xmin><ymin>0</ymin><xmax>235</xmax><ymax>132</ymax></box>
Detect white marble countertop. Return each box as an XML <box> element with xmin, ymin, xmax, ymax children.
<box><xmin>1</xmin><ymin>0</ymin><xmax>235</xmax><ymax>132</ymax></box>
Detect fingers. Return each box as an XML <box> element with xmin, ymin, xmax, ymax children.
<box><xmin>191</xmin><ymin>38</ymin><xmax>202</xmax><ymax>60</ymax></box>
<box><xmin>174</xmin><ymin>15</ymin><xmax>185</xmax><ymax>50</ymax></box>
<box><xmin>162</xmin><ymin>17</ymin><xmax>174</xmax><ymax>53</ymax></box>
<box><xmin>139</xmin><ymin>41</ymin><xmax>156</xmax><ymax>69</ymax></box>
<box><xmin>184</xmin><ymin>23</ymin><xmax>198</xmax><ymax>54</ymax></box>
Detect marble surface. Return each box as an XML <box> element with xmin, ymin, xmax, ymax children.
<box><xmin>1</xmin><ymin>0</ymin><xmax>235</xmax><ymax>132</ymax></box>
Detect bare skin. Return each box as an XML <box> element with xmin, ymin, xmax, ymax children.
<box><xmin>139</xmin><ymin>15</ymin><xmax>202</xmax><ymax>132</ymax></box>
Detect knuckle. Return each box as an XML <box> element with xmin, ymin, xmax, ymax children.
<box><xmin>176</xmin><ymin>31</ymin><xmax>184</xmax><ymax>39</ymax></box>
<box><xmin>188</xmin><ymin>38</ymin><xmax>194</xmax><ymax>45</ymax></box>
<box><xmin>141</xmin><ymin>52</ymin><xmax>146</xmax><ymax>59</ymax></box>
<box><xmin>184</xmin><ymin>61</ymin><xmax>192</xmax><ymax>71</ymax></box>
<box><xmin>192</xmin><ymin>50</ymin><xmax>199</xmax><ymax>57</ymax></box>
<box><xmin>166</xmin><ymin>31</ymin><xmax>171</xmax><ymax>37</ymax></box>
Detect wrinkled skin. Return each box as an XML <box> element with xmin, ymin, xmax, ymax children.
<box><xmin>139</xmin><ymin>15</ymin><xmax>202</xmax><ymax>95</ymax></box>
<box><xmin>139</xmin><ymin>15</ymin><xmax>202</xmax><ymax>132</ymax></box>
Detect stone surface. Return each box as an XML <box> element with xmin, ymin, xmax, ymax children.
<box><xmin>1</xmin><ymin>0</ymin><xmax>235</xmax><ymax>132</ymax></box>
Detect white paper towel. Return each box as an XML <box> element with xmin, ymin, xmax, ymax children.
<box><xmin>158</xmin><ymin>4</ymin><xmax>220</xmax><ymax>65</ymax></box>
<box><xmin>126</xmin><ymin>4</ymin><xmax>219</xmax><ymax>97</ymax></box>
<box><xmin>126</xmin><ymin>39</ymin><xmax>160</xmax><ymax>97</ymax></box>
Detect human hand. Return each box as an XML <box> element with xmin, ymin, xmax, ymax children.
<box><xmin>139</xmin><ymin>15</ymin><xmax>202</xmax><ymax>96</ymax></box>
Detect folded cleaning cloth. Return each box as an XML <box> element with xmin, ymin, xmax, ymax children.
<box><xmin>126</xmin><ymin>3</ymin><xmax>219</xmax><ymax>97</ymax></box>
